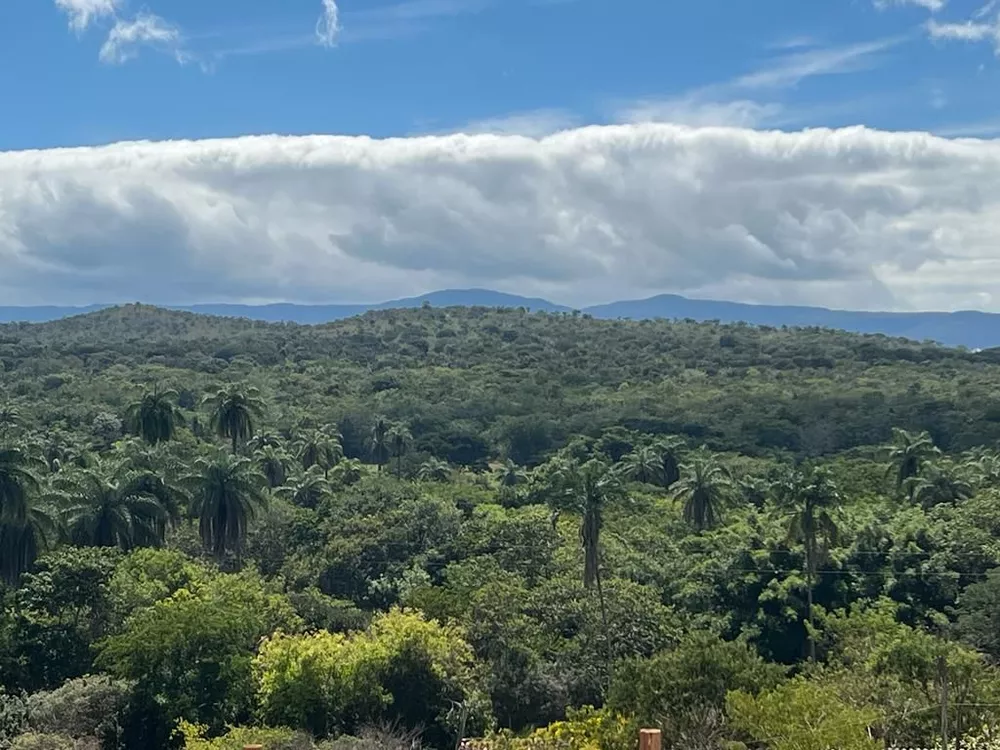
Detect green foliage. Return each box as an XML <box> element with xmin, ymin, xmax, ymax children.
<box><xmin>97</xmin><ymin>572</ymin><xmax>300</xmax><ymax>734</ymax></box>
<box><xmin>254</xmin><ymin>609</ymin><xmax>491</xmax><ymax>745</ymax></box>
<box><xmin>727</xmin><ymin>678</ymin><xmax>880</xmax><ymax>750</ymax></box>
<box><xmin>608</xmin><ymin>633</ymin><xmax>785</xmax><ymax>742</ymax></box>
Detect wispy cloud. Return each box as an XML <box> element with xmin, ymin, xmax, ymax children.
<box><xmin>734</xmin><ymin>37</ymin><xmax>902</xmax><ymax>89</ymax></box>
<box><xmin>875</xmin><ymin>0</ymin><xmax>947</xmax><ymax>11</ymax></box>
<box><xmin>617</xmin><ymin>97</ymin><xmax>783</xmax><ymax>128</ymax></box>
<box><xmin>54</xmin><ymin>0</ymin><xmax>119</xmax><ymax>32</ymax></box>
<box><xmin>99</xmin><ymin>13</ymin><xmax>188</xmax><ymax>64</ymax></box>
<box><xmin>612</xmin><ymin>37</ymin><xmax>899</xmax><ymax>130</ymax></box>
<box><xmin>316</xmin><ymin>0</ymin><xmax>341</xmax><ymax>47</ymax></box>
<box><xmin>459</xmin><ymin>109</ymin><xmax>582</xmax><ymax>137</ymax></box>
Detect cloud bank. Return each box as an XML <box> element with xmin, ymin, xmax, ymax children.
<box><xmin>3</xmin><ymin>125</ymin><xmax>1000</xmax><ymax>311</ymax></box>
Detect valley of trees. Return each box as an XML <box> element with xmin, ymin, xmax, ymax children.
<box><xmin>4</xmin><ymin>305</ymin><xmax>1000</xmax><ymax>748</ymax></box>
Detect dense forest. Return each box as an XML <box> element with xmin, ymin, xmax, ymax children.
<box><xmin>4</xmin><ymin>304</ymin><xmax>1000</xmax><ymax>749</ymax></box>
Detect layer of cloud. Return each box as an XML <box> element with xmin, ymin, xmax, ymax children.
<box><xmin>4</xmin><ymin>125</ymin><xmax>1000</xmax><ymax>310</ymax></box>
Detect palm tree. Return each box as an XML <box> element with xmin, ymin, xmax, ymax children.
<box><xmin>909</xmin><ymin>460</ymin><xmax>974</xmax><ymax>508</ymax></box>
<box><xmin>417</xmin><ymin>458</ymin><xmax>452</xmax><ymax>482</ymax></box>
<box><xmin>370</xmin><ymin>417</ymin><xmax>391</xmax><ymax>471</ymax></box>
<box><xmin>58</xmin><ymin>462</ymin><xmax>181</xmax><ymax>551</ymax></box>
<box><xmin>295</xmin><ymin>429</ymin><xmax>343</xmax><ymax>476</ymax></box>
<box><xmin>256</xmin><ymin>446</ymin><xmax>290</xmax><ymax>489</ymax></box>
<box><xmin>619</xmin><ymin>445</ymin><xmax>664</xmax><ymax>485</ymax></box>
<box><xmin>203</xmin><ymin>385</ymin><xmax>266</xmax><ymax>454</ymax></box>
<box><xmin>329</xmin><ymin>458</ymin><xmax>364</xmax><ymax>486</ymax></box>
<box><xmin>886</xmin><ymin>428</ymin><xmax>940</xmax><ymax>496</ymax></box>
<box><xmin>777</xmin><ymin>467</ymin><xmax>841</xmax><ymax>662</ymax></box>
<box><xmin>184</xmin><ymin>453</ymin><xmax>269</xmax><ymax>562</ymax></box>
<box><xmin>0</xmin><ymin>403</ymin><xmax>22</xmax><ymax>440</ymax></box>
<box><xmin>653</xmin><ymin>436</ymin><xmax>685</xmax><ymax>488</ymax></box>
<box><xmin>0</xmin><ymin>447</ymin><xmax>42</xmax><ymax>523</ymax></box>
<box><xmin>551</xmin><ymin>458</ymin><xmax>625</xmax><ymax>682</ymax></box>
<box><xmin>388</xmin><ymin>424</ymin><xmax>412</xmax><ymax>479</ymax></box>
<box><xmin>495</xmin><ymin>458</ymin><xmax>528</xmax><ymax>505</ymax></box>
<box><xmin>276</xmin><ymin>466</ymin><xmax>331</xmax><ymax>509</ymax></box>
<box><xmin>125</xmin><ymin>387</ymin><xmax>182</xmax><ymax>445</ymax></box>
<box><xmin>0</xmin><ymin>499</ymin><xmax>57</xmax><ymax>586</ymax></box>
<box><xmin>673</xmin><ymin>455</ymin><xmax>733</xmax><ymax>531</ymax></box>
<box><xmin>247</xmin><ymin>431</ymin><xmax>283</xmax><ymax>452</ymax></box>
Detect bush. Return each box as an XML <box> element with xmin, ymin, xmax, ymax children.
<box><xmin>26</xmin><ymin>676</ymin><xmax>130</xmax><ymax>742</ymax></box>
<box><xmin>180</xmin><ymin>722</ymin><xmax>315</xmax><ymax>750</ymax></box>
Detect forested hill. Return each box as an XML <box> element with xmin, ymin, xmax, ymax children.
<box><xmin>4</xmin><ymin>302</ymin><xmax>1000</xmax><ymax>459</ymax></box>
<box><xmin>11</xmin><ymin>303</ymin><xmax>1000</xmax><ymax>749</ymax></box>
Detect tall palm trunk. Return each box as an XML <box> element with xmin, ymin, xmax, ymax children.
<box><xmin>806</xmin><ymin>533</ymin><xmax>817</xmax><ymax>662</ymax></box>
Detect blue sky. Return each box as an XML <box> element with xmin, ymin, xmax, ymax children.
<box><xmin>5</xmin><ymin>0</ymin><xmax>1000</xmax><ymax>311</ymax></box>
<box><xmin>6</xmin><ymin>0</ymin><xmax>1000</xmax><ymax>149</ymax></box>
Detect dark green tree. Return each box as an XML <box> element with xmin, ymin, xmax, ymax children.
<box><xmin>388</xmin><ymin>423</ymin><xmax>412</xmax><ymax>479</ymax></box>
<box><xmin>185</xmin><ymin>454</ymin><xmax>269</xmax><ymax>561</ymax></box>
<box><xmin>59</xmin><ymin>462</ymin><xmax>181</xmax><ymax>551</ymax></box>
<box><xmin>370</xmin><ymin>417</ymin><xmax>391</xmax><ymax>472</ymax></box>
<box><xmin>673</xmin><ymin>454</ymin><xmax>733</xmax><ymax>532</ymax></box>
<box><xmin>777</xmin><ymin>467</ymin><xmax>841</xmax><ymax>662</ymax></box>
<box><xmin>203</xmin><ymin>385</ymin><xmax>266</xmax><ymax>454</ymax></box>
<box><xmin>886</xmin><ymin>428</ymin><xmax>940</xmax><ymax>496</ymax></box>
<box><xmin>124</xmin><ymin>387</ymin><xmax>182</xmax><ymax>445</ymax></box>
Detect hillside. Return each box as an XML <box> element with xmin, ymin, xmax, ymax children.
<box><xmin>3</xmin><ymin>303</ymin><xmax>1000</xmax><ymax>459</ymax></box>
<box><xmin>6</xmin><ymin>304</ymin><xmax>1000</xmax><ymax>749</ymax></box>
<box><xmin>5</xmin><ymin>288</ymin><xmax>1000</xmax><ymax>348</ymax></box>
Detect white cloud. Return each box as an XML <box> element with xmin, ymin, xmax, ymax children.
<box><xmin>875</xmin><ymin>0</ymin><xmax>946</xmax><ymax>11</ymax></box>
<box><xmin>316</xmin><ymin>0</ymin><xmax>341</xmax><ymax>47</ymax></box>
<box><xmin>99</xmin><ymin>13</ymin><xmax>187</xmax><ymax>64</ymax></box>
<box><xmin>734</xmin><ymin>38</ymin><xmax>901</xmax><ymax>89</ymax></box>
<box><xmin>617</xmin><ymin>97</ymin><xmax>783</xmax><ymax>128</ymax></box>
<box><xmin>55</xmin><ymin>0</ymin><xmax>119</xmax><ymax>32</ymax></box>
<box><xmin>4</xmin><ymin>125</ymin><xmax>1000</xmax><ymax>311</ymax></box>
<box><xmin>460</xmin><ymin>109</ymin><xmax>581</xmax><ymax>137</ymax></box>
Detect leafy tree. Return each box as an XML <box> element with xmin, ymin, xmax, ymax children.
<box><xmin>254</xmin><ymin>609</ymin><xmax>490</xmax><ymax>745</ymax></box>
<box><xmin>58</xmin><ymin>462</ymin><xmax>181</xmax><ymax>551</ymax></box>
<box><xmin>203</xmin><ymin>385</ymin><xmax>265</xmax><ymax>454</ymax></box>
<box><xmin>727</xmin><ymin>678</ymin><xmax>880</xmax><ymax>750</ymax></box>
<box><xmin>124</xmin><ymin>387</ymin><xmax>182</xmax><ymax>445</ymax></box>
<box><xmin>887</xmin><ymin>428</ymin><xmax>940</xmax><ymax>495</ymax></box>
<box><xmin>98</xmin><ymin>572</ymin><xmax>299</xmax><ymax>735</ymax></box>
<box><xmin>388</xmin><ymin>423</ymin><xmax>412</xmax><ymax>479</ymax></box>
<box><xmin>609</xmin><ymin>632</ymin><xmax>785</xmax><ymax>745</ymax></box>
<box><xmin>495</xmin><ymin>459</ymin><xmax>528</xmax><ymax>505</ymax></box>
<box><xmin>673</xmin><ymin>454</ymin><xmax>733</xmax><ymax>531</ymax></box>
<box><xmin>246</xmin><ymin>431</ymin><xmax>283</xmax><ymax>452</ymax></box>
<box><xmin>183</xmin><ymin>454</ymin><xmax>268</xmax><ymax>562</ymax></box>
<box><xmin>777</xmin><ymin>467</ymin><xmax>841</xmax><ymax>661</ymax></box>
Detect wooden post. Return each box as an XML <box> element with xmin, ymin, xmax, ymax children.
<box><xmin>639</xmin><ymin>729</ymin><xmax>661</xmax><ymax>750</ymax></box>
<box><xmin>243</xmin><ymin>745</ymin><xmax>264</xmax><ymax>750</ymax></box>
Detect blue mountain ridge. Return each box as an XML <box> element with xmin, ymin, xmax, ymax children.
<box><xmin>1</xmin><ymin>289</ymin><xmax>997</xmax><ymax>350</ymax></box>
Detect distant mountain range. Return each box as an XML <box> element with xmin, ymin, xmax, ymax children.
<box><xmin>2</xmin><ymin>289</ymin><xmax>999</xmax><ymax>350</ymax></box>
